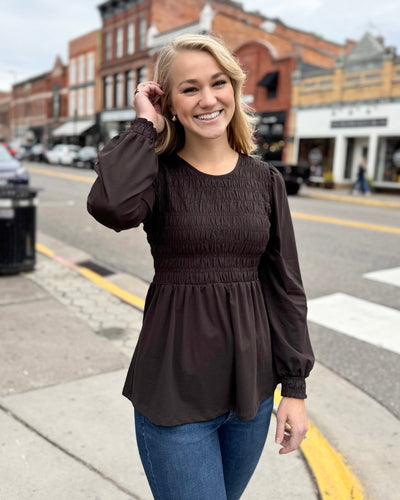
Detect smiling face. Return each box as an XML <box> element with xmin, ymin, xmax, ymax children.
<box><xmin>168</xmin><ymin>50</ymin><xmax>235</xmax><ymax>147</ymax></box>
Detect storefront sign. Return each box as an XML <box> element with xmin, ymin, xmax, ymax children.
<box><xmin>331</xmin><ymin>118</ymin><xmax>387</xmax><ymax>128</ymax></box>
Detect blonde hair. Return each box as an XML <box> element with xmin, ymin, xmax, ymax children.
<box><xmin>153</xmin><ymin>33</ymin><xmax>255</xmax><ymax>156</ymax></box>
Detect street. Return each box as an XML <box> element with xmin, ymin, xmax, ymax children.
<box><xmin>5</xmin><ymin>161</ymin><xmax>398</xmax><ymax>499</ymax></box>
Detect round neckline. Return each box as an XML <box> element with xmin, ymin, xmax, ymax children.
<box><xmin>175</xmin><ymin>153</ymin><xmax>241</xmax><ymax>178</ymax></box>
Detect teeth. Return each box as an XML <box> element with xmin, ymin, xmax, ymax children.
<box><xmin>197</xmin><ymin>111</ymin><xmax>220</xmax><ymax>120</ymax></box>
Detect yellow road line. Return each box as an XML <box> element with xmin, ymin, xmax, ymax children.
<box><xmin>306</xmin><ymin>192</ymin><xmax>400</xmax><ymax>209</ymax></box>
<box><xmin>273</xmin><ymin>391</ymin><xmax>364</xmax><ymax>499</ymax></box>
<box><xmin>78</xmin><ymin>266</ymin><xmax>145</xmax><ymax>310</ymax></box>
<box><xmin>291</xmin><ymin>211</ymin><xmax>400</xmax><ymax>235</ymax></box>
<box><xmin>36</xmin><ymin>242</ymin><xmax>145</xmax><ymax>311</ymax></box>
<box><xmin>28</xmin><ymin>166</ymin><xmax>94</xmax><ymax>183</ymax></box>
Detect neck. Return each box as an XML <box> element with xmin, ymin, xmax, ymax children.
<box><xmin>179</xmin><ymin>136</ymin><xmax>238</xmax><ymax>175</ymax></box>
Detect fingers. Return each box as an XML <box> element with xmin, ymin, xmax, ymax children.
<box><xmin>275</xmin><ymin>412</ymin><xmax>286</xmax><ymax>445</ymax></box>
<box><xmin>134</xmin><ymin>81</ymin><xmax>164</xmax><ymax>103</ymax></box>
<box><xmin>278</xmin><ymin>425</ymin><xmax>306</xmax><ymax>455</ymax></box>
<box><xmin>276</xmin><ymin>397</ymin><xmax>308</xmax><ymax>455</ymax></box>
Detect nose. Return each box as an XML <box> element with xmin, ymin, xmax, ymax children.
<box><xmin>199</xmin><ymin>86</ymin><xmax>217</xmax><ymax>108</ymax></box>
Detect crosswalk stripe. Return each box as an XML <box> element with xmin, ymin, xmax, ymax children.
<box><xmin>307</xmin><ymin>293</ymin><xmax>400</xmax><ymax>355</ymax></box>
<box><xmin>363</xmin><ymin>267</ymin><xmax>400</xmax><ymax>288</ymax></box>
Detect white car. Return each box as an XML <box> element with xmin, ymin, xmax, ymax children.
<box><xmin>45</xmin><ymin>144</ymin><xmax>80</xmax><ymax>165</ymax></box>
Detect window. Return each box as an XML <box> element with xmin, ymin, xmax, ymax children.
<box><xmin>116</xmin><ymin>27</ymin><xmax>123</xmax><ymax>58</ymax></box>
<box><xmin>139</xmin><ymin>18</ymin><xmax>146</xmax><ymax>50</ymax></box>
<box><xmin>79</xmin><ymin>55</ymin><xmax>85</xmax><ymax>83</ymax></box>
<box><xmin>104</xmin><ymin>76</ymin><xmax>113</xmax><ymax>109</ymax></box>
<box><xmin>105</xmin><ymin>32</ymin><xmax>112</xmax><ymax>61</ymax></box>
<box><xmin>87</xmin><ymin>53</ymin><xmax>94</xmax><ymax>81</ymax></box>
<box><xmin>53</xmin><ymin>94</ymin><xmax>60</xmax><ymax>118</ymax></box>
<box><xmin>87</xmin><ymin>87</ymin><xmax>94</xmax><ymax>115</ymax></box>
<box><xmin>137</xmin><ymin>66</ymin><xmax>146</xmax><ymax>85</ymax></box>
<box><xmin>127</xmin><ymin>23</ymin><xmax>135</xmax><ymax>55</ymax></box>
<box><xmin>78</xmin><ymin>89</ymin><xmax>85</xmax><ymax>115</ymax></box>
<box><xmin>69</xmin><ymin>59</ymin><xmax>76</xmax><ymax>85</ymax></box>
<box><xmin>69</xmin><ymin>90</ymin><xmax>76</xmax><ymax>116</ymax></box>
<box><xmin>125</xmin><ymin>70</ymin><xmax>135</xmax><ymax>106</ymax></box>
<box><xmin>115</xmin><ymin>73</ymin><xmax>124</xmax><ymax>108</ymax></box>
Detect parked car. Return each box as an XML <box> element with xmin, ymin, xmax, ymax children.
<box><xmin>269</xmin><ymin>160</ymin><xmax>310</xmax><ymax>195</ymax></box>
<box><xmin>0</xmin><ymin>144</ymin><xmax>29</xmax><ymax>185</ymax></box>
<box><xmin>8</xmin><ymin>140</ymin><xmax>31</xmax><ymax>160</ymax></box>
<box><xmin>46</xmin><ymin>144</ymin><xmax>80</xmax><ymax>165</ymax></box>
<box><xmin>73</xmin><ymin>146</ymin><xmax>98</xmax><ymax>169</ymax></box>
<box><xmin>28</xmin><ymin>143</ymin><xmax>48</xmax><ymax>162</ymax></box>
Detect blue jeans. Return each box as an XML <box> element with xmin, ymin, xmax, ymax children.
<box><xmin>134</xmin><ymin>397</ymin><xmax>274</xmax><ymax>500</ymax></box>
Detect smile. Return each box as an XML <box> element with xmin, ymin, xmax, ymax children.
<box><xmin>196</xmin><ymin>110</ymin><xmax>222</xmax><ymax>121</ymax></box>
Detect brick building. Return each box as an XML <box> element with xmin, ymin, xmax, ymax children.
<box><xmin>97</xmin><ymin>0</ymin><xmax>348</xmax><ymax>159</ymax></box>
<box><xmin>52</xmin><ymin>30</ymin><xmax>102</xmax><ymax>146</ymax></box>
<box><xmin>0</xmin><ymin>91</ymin><xmax>11</xmax><ymax>141</ymax></box>
<box><xmin>290</xmin><ymin>33</ymin><xmax>400</xmax><ymax>189</ymax></box>
<box><xmin>10</xmin><ymin>56</ymin><xmax>68</xmax><ymax>146</ymax></box>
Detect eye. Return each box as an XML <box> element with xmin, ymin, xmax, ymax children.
<box><xmin>213</xmin><ymin>79</ymin><xmax>227</xmax><ymax>87</ymax></box>
<box><xmin>182</xmin><ymin>87</ymin><xmax>197</xmax><ymax>94</ymax></box>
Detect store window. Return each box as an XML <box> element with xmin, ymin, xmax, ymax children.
<box><xmin>376</xmin><ymin>136</ymin><xmax>400</xmax><ymax>183</ymax></box>
<box><xmin>298</xmin><ymin>138</ymin><xmax>335</xmax><ymax>177</ymax></box>
<box><xmin>127</xmin><ymin>23</ymin><xmax>135</xmax><ymax>55</ymax></box>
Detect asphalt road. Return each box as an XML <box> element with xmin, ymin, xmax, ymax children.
<box><xmin>27</xmin><ymin>162</ymin><xmax>400</xmax><ymax>419</ymax></box>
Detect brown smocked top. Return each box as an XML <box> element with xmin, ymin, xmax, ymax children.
<box><xmin>87</xmin><ymin>119</ymin><xmax>314</xmax><ymax>426</ymax></box>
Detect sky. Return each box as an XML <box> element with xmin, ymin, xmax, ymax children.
<box><xmin>1</xmin><ymin>0</ymin><xmax>400</xmax><ymax>92</ymax></box>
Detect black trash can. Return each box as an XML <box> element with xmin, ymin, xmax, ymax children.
<box><xmin>0</xmin><ymin>186</ymin><xmax>38</xmax><ymax>274</ymax></box>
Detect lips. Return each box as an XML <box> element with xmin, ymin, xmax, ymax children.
<box><xmin>196</xmin><ymin>110</ymin><xmax>222</xmax><ymax>120</ymax></box>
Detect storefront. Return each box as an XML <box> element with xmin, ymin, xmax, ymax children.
<box><xmin>292</xmin><ymin>101</ymin><xmax>400</xmax><ymax>188</ymax></box>
<box><xmin>99</xmin><ymin>108</ymin><xmax>136</xmax><ymax>144</ymax></box>
<box><xmin>254</xmin><ymin>111</ymin><xmax>286</xmax><ymax>161</ymax></box>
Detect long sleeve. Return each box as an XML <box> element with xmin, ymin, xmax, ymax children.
<box><xmin>258</xmin><ymin>167</ymin><xmax>314</xmax><ymax>398</ymax></box>
<box><xmin>87</xmin><ymin>118</ymin><xmax>158</xmax><ymax>231</ymax></box>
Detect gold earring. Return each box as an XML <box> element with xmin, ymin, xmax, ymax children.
<box><xmin>172</xmin><ymin>115</ymin><xmax>177</xmax><ymax>122</ymax></box>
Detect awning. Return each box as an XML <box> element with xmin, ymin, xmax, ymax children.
<box><xmin>52</xmin><ymin>120</ymin><xmax>95</xmax><ymax>137</ymax></box>
<box><xmin>257</xmin><ymin>71</ymin><xmax>279</xmax><ymax>88</ymax></box>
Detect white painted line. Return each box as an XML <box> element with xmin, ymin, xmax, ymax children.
<box><xmin>363</xmin><ymin>267</ymin><xmax>400</xmax><ymax>288</ymax></box>
<box><xmin>307</xmin><ymin>293</ymin><xmax>400</xmax><ymax>355</ymax></box>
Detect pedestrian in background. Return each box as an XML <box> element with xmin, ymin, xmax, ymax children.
<box><xmin>352</xmin><ymin>156</ymin><xmax>371</xmax><ymax>195</ymax></box>
<box><xmin>87</xmin><ymin>34</ymin><xmax>314</xmax><ymax>500</ymax></box>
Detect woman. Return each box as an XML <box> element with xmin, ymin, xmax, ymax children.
<box><xmin>88</xmin><ymin>34</ymin><xmax>314</xmax><ymax>500</ymax></box>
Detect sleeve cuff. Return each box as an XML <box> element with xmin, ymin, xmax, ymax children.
<box><xmin>281</xmin><ymin>376</ymin><xmax>307</xmax><ymax>399</ymax></box>
<box><xmin>128</xmin><ymin>118</ymin><xmax>158</xmax><ymax>142</ymax></box>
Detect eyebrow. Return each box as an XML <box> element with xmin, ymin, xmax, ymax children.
<box><xmin>177</xmin><ymin>72</ymin><xmax>227</xmax><ymax>88</ymax></box>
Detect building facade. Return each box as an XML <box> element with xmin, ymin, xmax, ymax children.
<box><xmin>10</xmin><ymin>57</ymin><xmax>68</xmax><ymax>146</ymax></box>
<box><xmin>52</xmin><ymin>30</ymin><xmax>102</xmax><ymax>146</ymax></box>
<box><xmin>97</xmin><ymin>0</ymin><xmax>348</xmax><ymax>155</ymax></box>
<box><xmin>0</xmin><ymin>92</ymin><xmax>11</xmax><ymax>141</ymax></box>
<box><xmin>290</xmin><ymin>33</ymin><xmax>400</xmax><ymax>189</ymax></box>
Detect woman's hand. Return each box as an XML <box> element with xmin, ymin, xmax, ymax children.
<box><xmin>133</xmin><ymin>81</ymin><xmax>165</xmax><ymax>134</ymax></box>
<box><xmin>275</xmin><ymin>397</ymin><xmax>308</xmax><ymax>455</ymax></box>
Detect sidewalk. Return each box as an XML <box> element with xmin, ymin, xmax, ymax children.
<box><xmin>299</xmin><ymin>183</ymin><xmax>400</xmax><ymax>208</ymax></box>
<box><xmin>1</xmin><ymin>232</ymin><xmax>399</xmax><ymax>499</ymax></box>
